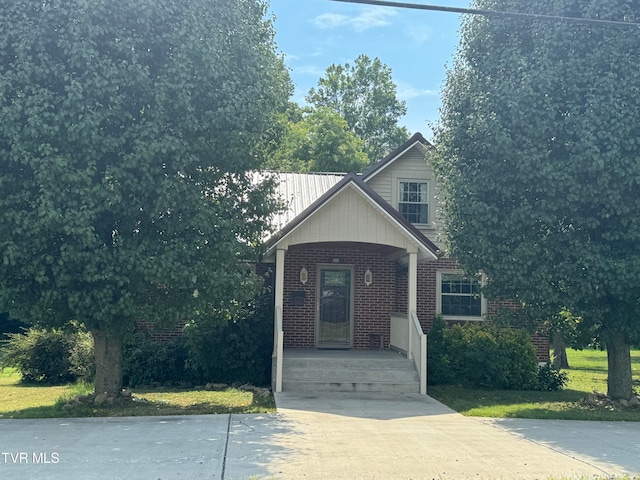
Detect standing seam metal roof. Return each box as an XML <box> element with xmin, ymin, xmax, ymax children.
<box><xmin>264</xmin><ymin>171</ymin><xmax>346</xmax><ymax>232</ymax></box>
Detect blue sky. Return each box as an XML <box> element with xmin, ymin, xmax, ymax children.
<box><xmin>268</xmin><ymin>0</ymin><xmax>471</xmax><ymax>139</ymax></box>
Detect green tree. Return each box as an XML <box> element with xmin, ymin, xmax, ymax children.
<box><xmin>266</xmin><ymin>104</ymin><xmax>369</xmax><ymax>173</ymax></box>
<box><xmin>434</xmin><ymin>0</ymin><xmax>640</xmax><ymax>399</ymax></box>
<box><xmin>0</xmin><ymin>0</ymin><xmax>290</xmax><ymax>397</ymax></box>
<box><xmin>306</xmin><ymin>108</ymin><xmax>369</xmax><ymax>172</ymax></box>
<box><xmin>306</xmin><ymin>54</ymin><xmax>410</xmax><ymax>162</ymax></box>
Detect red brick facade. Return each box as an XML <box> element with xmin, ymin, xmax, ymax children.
<box><xmin>272</xmin><ymin>244</ymin><xmax>550</xmax><ymax>361</ymax></box>
<box><xmin>280</xmin><ymin>244</ymin><xmax>397</xmax><ymax>349</ymax></box>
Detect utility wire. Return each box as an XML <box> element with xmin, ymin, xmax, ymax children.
<box><xmin>330</xmin><ymin>0</ymin><xmax>640</xmax><ymax>28</ymax></box>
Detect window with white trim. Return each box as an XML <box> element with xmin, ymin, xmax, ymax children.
<box><xmin>437</xmin><ymin>271</ymin><xmax>485</xmax><ymax>319</ymax></box>
<box><xmin>398</xmin><ymin>181</ymin><xmax>428</xmax><ymax>225</ymax></box>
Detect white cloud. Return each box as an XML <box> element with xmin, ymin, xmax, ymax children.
<box><xmin>313</xmin><ymin>7</ymin><xmax>396</xmax><ymax>33</ymax></box>
<box><xmin>396</xmin><ymin>81</ymin><xmax>439</xmax><ymax>100</ymax></box>
<box><xmin>283</xmin><ymin>52</ymin><xmax>299</xmax><ymax>62</ymax></box>
<box><xmin>406</xmin><ymin>24</ymin><xmax>433</xmax><ymax>46</ymax></box>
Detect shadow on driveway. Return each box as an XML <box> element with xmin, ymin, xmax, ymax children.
<box><xmin>1</xmin><ymin>394</ymin><xmax>636</xmax><ymax>480</ymax></box>
<box><xmin>222</xmin><ymin>392</ymin><xmax>633</xmax><ymax>479</ymax></box>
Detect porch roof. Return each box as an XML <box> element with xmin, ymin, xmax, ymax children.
<box><xmin>262</xmin><ymin>173</ymin><xmax>440</xmax><ymax>263</ymax></box>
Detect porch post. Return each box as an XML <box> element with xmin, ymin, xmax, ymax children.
<box><xmin>407</xmin><ymin>248</ymin><xmax>418</xmax><ymax>359</ymax></box>
<box><xmin>274</xmin><ymin>247</ymin><xmax>286</xmax><ymax>393</ymax></box>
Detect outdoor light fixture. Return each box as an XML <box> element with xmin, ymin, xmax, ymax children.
<box><xmin>364</xmin><ymin>268</ymin><xmax>373</xmax><ymax>286</ymax></box>
<box><xmin>299</xmin><ymin>266</ymin><xmax>308</xmax><ymax>284</ymax></box>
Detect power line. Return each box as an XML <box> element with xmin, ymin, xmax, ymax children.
<box><xmin>329</xmin><ymin>0</ymin><xmax>640</xmax><ymax>28</ymax></box>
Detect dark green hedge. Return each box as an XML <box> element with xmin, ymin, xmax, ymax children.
<box><xmin>427</xmin><ymin>316</ymin><xmax>549</xmax><ymax>390</ymax></box>
<box><xmin>123</xmin><ymin>293</ymin><xmax>274</xmax><ymax>388</ymax></box>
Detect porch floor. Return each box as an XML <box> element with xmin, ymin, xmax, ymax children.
<box><xmin>280</xmin><ymin>348</ymin><xmax>420</xmax><ymax>393</ymax></box>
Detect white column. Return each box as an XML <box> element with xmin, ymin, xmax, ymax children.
<box><xmin>274</xmin><ymin>248</ymin><xmax>286</xmax><ymax>392</ymax></box>
<box><xmin>275</xmin><ymin>248</ymin><xmax>285</xmax><ymax>317</ymax></box>
<box><xmin>407</xmin><ymin>249</ymin><xmax>418</xmax><ymax>359</ymax></box>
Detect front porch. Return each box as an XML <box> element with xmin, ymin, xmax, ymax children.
<box><xmin>263</xmin><ymin>175</ymin><xmax>439</xmax><ymax>395</ymax></box>
<box><xmin>279</xmin><ymin>348</ymin><xmax>422</xmax><ymax>393</ymax></box>
<box><xmin>269</xmin><ymin>244</ymin><xmax>428</xmax><ymax>395</ymax></box>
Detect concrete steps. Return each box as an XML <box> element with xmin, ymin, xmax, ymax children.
<box><xmin>281</xmin><ymin>350</ymin><xmax>420</xmax><ymax>393</ymax></box>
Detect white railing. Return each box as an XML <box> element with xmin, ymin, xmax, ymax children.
<box><xmin>390</xmin><ymin>313</ymin><xmax>409</xmax><ymax>353</ymax></box>
<box><xmin>410</xmin><ymin>310</ymin><xmax>427</xmax><ymax>395</ymax></box>
<box><xmin>273</xmin><ymin>305</ymin><xmax>284</xmax><ymax>393</ymax></box>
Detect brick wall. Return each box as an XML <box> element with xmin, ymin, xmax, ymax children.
<box><xmin>531</xmin><ymin>333</ymin><xmax>550</xmax><ymax>362</ymax></box>
<box><xmin>135</xmin><ymin>320</ymin><xmax>186</xmax><ymax>342</ymax></box>
<box><xmin>281</xmin><ymin>245</ymin><xmax>396</xmax><ymax>350</ymax></box>
<box><xmin>400</xmin><ymin>257</ymin><xmax>550</xmax><ymax>362</ymax></box>
<box><xmin>279</xmin><ymin>248</ymin><xmax>549</xmax><ymax>360</ymax></box>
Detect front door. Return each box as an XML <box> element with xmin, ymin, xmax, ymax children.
<box><xmin>317</xmin><ymin>267</ymin><xmax>353</xmax><ymax>348</ymax></box>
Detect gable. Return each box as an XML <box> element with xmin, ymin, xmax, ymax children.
<box><xmin>263</xmin><ymin>175</ymin><xmax>439</xmax><ymax>262</ymax></box>
<box><xmin>361</xmin><ymin>134</ymin><xmax>443</xmax><ymax>247</ymax></box>
<box><xmin>364</xmin><ymin>143</ymin><xmax>434</xmax><ymax>205</ymax></box>
<box><xmin>276</xmin><ymin>183</ymin><xmax>419</xmax><ymax>251</ymax></box>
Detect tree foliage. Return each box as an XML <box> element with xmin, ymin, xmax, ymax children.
<box><xmin>434</xmin><ymin>0</ymin><xmax>640</xmax><ymax>399</ymax></box>
<box><xmin>307</xmin><ymin>54</ymin><xmax>409</xmax><ymax>162</ymax></box>
<box><xmin>0</xmin><ymin>0</ymin><xmax>290</xmax><ymax>395</ymax></box>
<box><xmin>266</xmin><ymin>104</ymin><xmax>369</xmax><ymax>173</ymax></box>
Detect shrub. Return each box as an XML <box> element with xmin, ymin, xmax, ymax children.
<box><xmin>122</xmin><ymin>334</ymin><xmax>192</xmax><ymax>387</ymax></box>
<box><xmin>184</xmin><ymin>292</ymin><xmax>274</xmax><ymax>386</ymax></box>
<box><xmin>427</xmin><ymin>319</ymin><xmax>540</xmax><ymax>390</ymax></box>
<box><xmin>535</xmin><ymin>363</ymin><xmax>568</xmax><ymax>391</ymax></box>
<box><xmin>426</xmin><ymin>316</ymin><xmax>454</xmax><ymax>385</ymax></box>
<box><xmin>68</xmin><ymin>330</ymin><xmax>95</xmax><ymax>381</ymax></box>
<box><xmin>122</xmin><ymin>293</ymin><xmax>274</xmax><ymax>388</ymax></box>
<box><xmin>0</xmin><ymin>326</ymin><xmax>94</xmax><ymax>384</ymax></box>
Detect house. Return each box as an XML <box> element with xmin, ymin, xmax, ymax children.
<box><xmin>261</xmin><ymin>133</ymin><xmax>549</xmax><ymax>395</ymax></box>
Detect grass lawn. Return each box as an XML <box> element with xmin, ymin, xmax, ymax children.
<box><xmin>0</xmin><ymin>368</ymin><xmax>275</xmax><ymax>419</ymax></box>
<box><xmin>2</xmin><ymin>348</ymin><xmax>639</xmax><ymax>421</ymax></box>
<box><xmin>429</xmin><ymin>348</ymin><xmax>640</xmax><ymax>421</ymax></box>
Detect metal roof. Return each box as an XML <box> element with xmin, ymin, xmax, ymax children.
<box><xmin>263</xmin><ymin>171</ymin><xmax>345</xmax><ymax>233</ymax></box>
<box><xmin>262</xmin><ymin>173</ymin><xmax>441</xmax><ymax>262</ymax></box>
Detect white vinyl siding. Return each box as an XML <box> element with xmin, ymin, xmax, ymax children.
<box><xmin>276</xmin><ymin>184</ymin><xmax>427</xmax><ymax>254</ymax></box>
<box><xmin>364</xmin><ymin>142</ymin><xmax>444</xmax><ymax>248</ymax></box>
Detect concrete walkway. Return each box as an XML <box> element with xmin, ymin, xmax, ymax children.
<box><xmin>0</xmin><ymin>392</ymin><xmax>638</xmax><ymax>479</ymax></box>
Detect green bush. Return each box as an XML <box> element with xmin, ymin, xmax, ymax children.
<box><xmin>122</xmin><ymin>334</ymin><xmax>192</xmax><ymax>387</ymax></box>
<box><xmin>122</xmin><ymin>293</ymin><xmax>274</xmax><ymax>388</ymax></box>
<box><xmin>0</xmin><ymin>327</ymin><xmax>94</xmax><ymax>384</ymax></box>
<box><xmin>184</xmin><ymin>293</ymin><xmax>274</xmax><ymax>386</ymax></box>
<box><xmin>427</xmin><ymin>318</ymin><xmax>540</xmax><ymax>390</ymax></box>
<box><xmin>535</xmin><ymin>363</ymin><xmax>568</xmax><ymax>391</ymax></box>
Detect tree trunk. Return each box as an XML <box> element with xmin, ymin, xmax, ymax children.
<box><xmin>92</xmin><ymin>329</ymin><xmax>124</xmax><ymax>397</ymax></box>
<box><xmin>551</xmin><ymin>330</ymin><xmax>569</xmax><ymax>369</ymax></box>
<box><xmin>606</xmin><ymin>330</ymin><xmax>633</xmax><ymax>400</ymax></box>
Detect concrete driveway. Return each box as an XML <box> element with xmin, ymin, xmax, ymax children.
<box><xmin>0</xmin><ymin>392</ymin><xmax>638</xmax><ymax>479</ymax></box>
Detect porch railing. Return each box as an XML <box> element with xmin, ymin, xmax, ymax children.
<box><xmin>390</xmin><ymin>313</ymin><xmax>409</xmax><ymax>354</ymax></box>
<box><xmin>390</xmin><ymin>311</ymin><xmax>427</xmax><ymax>395</ymax></box>
<box><xmin>410</xmin><ymin>310</ymin><xmax>427</xmax><ymax>395</ymax></box>
<box><xmin>273</xmin><ymin>305</ymin><xmax>283</xmax><ymax>393</ymax></box>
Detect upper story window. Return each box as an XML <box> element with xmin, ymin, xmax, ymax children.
<box><xmin>437</xmin><ymin>271</ymin><xmax>486</xmax><ymax>320</ymax></box>
<box><xmin>398</xmin><ymin>181</ymin><xmax>428</xmax><ymax>225</ymax></box>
